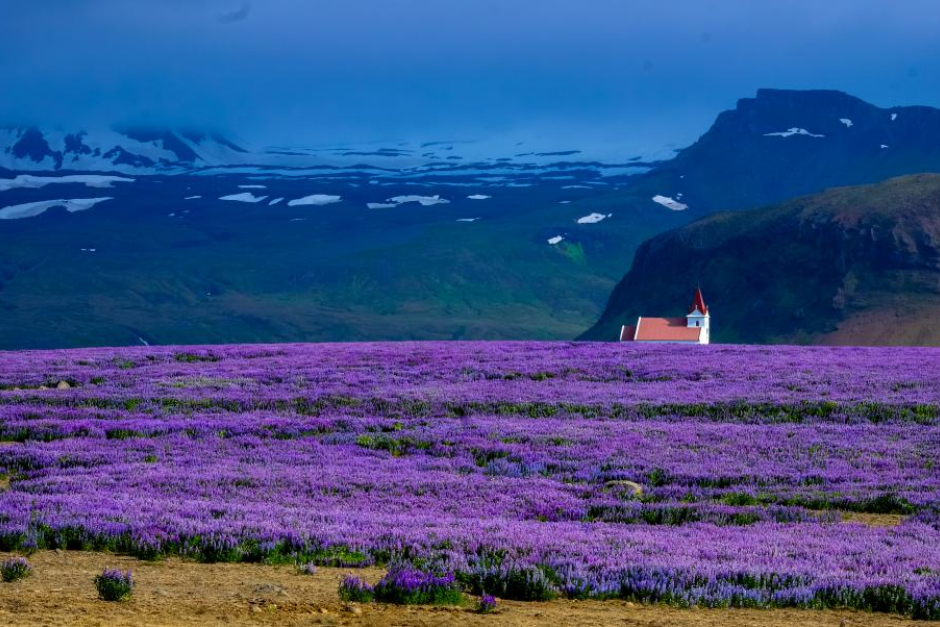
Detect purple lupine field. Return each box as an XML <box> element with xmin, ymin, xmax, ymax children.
<box><xmin>2</xmin><ymin>342</ymin><xmax>940</xmax><ymax>618</ymax></box>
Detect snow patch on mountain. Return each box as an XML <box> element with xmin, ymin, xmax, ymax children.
<box><xmin>388</xmin><ymin>195</ymin><xmax>449</xmax><ymax>206</ymax></box>
<box><xmin>456</xmin><ymin>217</ymin><xmax>480</xmax><ymax>222</ymax></box>
<box><xmin>0</xmin><ymin>174</ymin><xmax>135</xmax><ymax>192</ymax></box>
<box><xmin>269</xmin><ymin>197</ymin><xmax>284</xmax><ymax>205</ymax></box>
<box><xmin>652</xmin><ymin>195</ymin><xmax>688</xmax><ymax>211</ymax></box>
<box><xmin>839</xmin><ymin>118</ymin><xmax>853</xmax><ymax>128</ymax></box>
<box><xmin>288</xmin><ymin>194</ymin><xmax>342</xmax><ymax>206</ymax></box>
<box><xmin>467</xmin><ymin>194</ymin><xmax>491</xmax><ymax>200</ymax></box>
<box><xmin>577</xmin><ymin>212</ymin><xmax>612</xmax><ymax>224</ymax></box>
<box><xmin>220</xmin><ymin>192</ymin><xmax>268</xmax><ymax>203</ymax></box>
<box><xmin>547</xmin><ymin>235</ymin><xmax>564</xmax><ymax>245</ymax></box>
<box><xmin>238</xmin><ymin>184</ymin><xmax>267</xmax><ymax>189</ymax></box>
<box><xmin>763</xmin><ymin>128</ymin><xmax>825</xmax><ymax>138</ymax></box>
<box><xmin>0</xmin><ymin>197</ymin><xmax>113</xmax><ymax>220</ymax></box>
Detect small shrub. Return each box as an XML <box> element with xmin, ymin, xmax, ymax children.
<box><xmin>1</xmin><ymin>557</ymin><xmax>32</xmax><ymax>582</ymax></box>
<box><xmin>94</xmin><ymin>569</ymin><xmax>134</xmax><ymax>601</ymax></box>
<box><xmin>373</xmin><ymin>567</ymin><xmax>463</xmax><ymax>605</ymax></box>
<box><xmin>174</xmin><ymin>352</ymin><xmax>219</xmax><ymax>363</ymax></box>
<box><xmin>477</xmin><ymin>593</ymin><xmax>497</xmax><ymax>613</ymax></box>
<box><xmin>721</xmin><ymin>492</ymin><xmax>760</xmax><ymax>507</ymax></box>
<box><xmin>297</xmin><ymin>562</ymin><xmax>317</xmax><ymax>575</ymax></box>
<box><xmin>861</xmin><ymin>493</ymin><xmax>915</xmax><ymax>515</ymax></box>
<box><xmin>461</xmin><ymin>563</ymin><xmax>558</xmax><ymax>601</ymax></box>
<box><xmin>338</xmin><ymin>575</ymin><xmax>374</xmax><ymax>602</ymax></box>
<box><xmin>308</xmin><ymin>545</ymin><xmax>373</xmax><ymax>568</ymax></box>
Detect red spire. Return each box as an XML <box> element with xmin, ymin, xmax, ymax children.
<box><xmin>688</xmin><ymin>286</ymin><xmax>708</xmax><ymax>315</ymax></box>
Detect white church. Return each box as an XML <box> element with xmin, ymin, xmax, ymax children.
<box><xmin>619</xmin><ymin>287</ymin><xmax>711</xmax><ymax>344</ymax></box>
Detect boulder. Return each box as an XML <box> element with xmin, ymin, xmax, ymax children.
<box><xmin>603</xmin><ymin>480</ymin><xmax>644</xmax><ymax>498</ymax></box>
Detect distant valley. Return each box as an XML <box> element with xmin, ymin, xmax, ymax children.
<box><xmin>5</xmin><ymin>89</ymin><xmax>940</xmax><ymax>348</ymax></box>
<box><xmin>0</xmin><ymin>131</ymin><xmax>663</xmax><ymax>348</ymax></box>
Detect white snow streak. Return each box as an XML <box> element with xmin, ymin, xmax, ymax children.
<box><xmin>220</xmin><ymin>192</ymin><xmax>268</xmax><ymax>203</ymax></box>
<box><xmin>651</xmin><ymin>195</ymin><xmax>688</xmax><ymax>211</ymax></box>
<box><xmin>576</xmin><ymin>212</ymin><xmax>612</xmax><ymax>224</ymax></box>
<box><xmin>287</xmin><ymin>194</ymin><xmax>342</xmax><ymax>206</ymax></box>
<box><xmin>388</xmin><ymin>195</ymin><xmax>450</xmax><ymax>206</ymax></box>
<box><xmin>0</xmin><ymin>197</ymin><xmax>114</xmax><ymax>220</ymax></box>
<box><xmin>0</xmin><ymin>174</ymin><xmax>134</xmax><ymax>192</ymax></box>
<box><xmin>763</xmin><ymin>128</ymin><xmax>825</xmax><ymax>138</ymax></box>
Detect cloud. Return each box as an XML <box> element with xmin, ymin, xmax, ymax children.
<box><xmin>218</xmin><ymin>2</ymin><xmax>251</xmax><ymax>24</ymax></box>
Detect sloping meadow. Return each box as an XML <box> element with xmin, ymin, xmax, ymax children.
<box><xmin>1</xmin><ymin>342</ymin><xmax>940</xmax><ymax>617</ymax></box>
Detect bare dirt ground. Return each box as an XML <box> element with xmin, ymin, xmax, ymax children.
<box><xmin>1</xmin><ymin>551</ymin><xmax>936</xmax><ymax>627</ymax></box>
<box><xmin>841</xmin><ymin>512</ymin><xmax>908</xmax><ymax>527</ymax></box>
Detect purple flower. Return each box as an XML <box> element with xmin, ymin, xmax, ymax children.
<box><xmin>0</xmin><ymin>557</ymin><xmax>32</xmax><ymax>583</ymax></box>
<box><xmin>94</xmin><ymin>569</ymin><xmax>133</xmax><ymax>601</ymax></box>
<box><xmin>0</xmin><ymin>343</ymin><xmax>939</xmax><ymax>618</ymax></box>
<box><xmin>338</xmin><ymin>575</ymin><xmax>374</xmax><ymax>602</ymax></box>
<box><xmin>373</xmin><ymin>567</ymin><xmax>462</xmax><ymax>605</ymax></box>
<box><xmin>478</xmin><ymin>593</ymin><xmax>497</xmax><ymax>613</ymax></box>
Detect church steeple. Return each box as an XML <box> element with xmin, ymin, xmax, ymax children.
<box><xmin>686</xmin><ymin>287</ymin><xmax>710</xmax><ymax>343</ymax></box>
<box><xmin>688</xmin><ymin>286</ymin><xmax>708</xmax><ymax>315</ymax></box>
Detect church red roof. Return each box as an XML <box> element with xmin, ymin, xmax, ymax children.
<box><xmin>688</xmin><ymin>287</ymin><xmax>708</xmax><ymax>315</ymax></box>
<box><xmin>622</xmin><ymin>317</ymin><xmax>703</xmax><ymax>342</ymax></box>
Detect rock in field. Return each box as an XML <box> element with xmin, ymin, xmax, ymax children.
<box><xmin>603</xmin><ymin>480</ymin><xmax>643</xmax><ymax>498</ymax></box>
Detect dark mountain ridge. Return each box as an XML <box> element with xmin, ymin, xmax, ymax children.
<box><xmin>583</xmin><ymin>174</ymin><xmax>940</xmax><ymax>345</ymax></box>
<box><xmin>628</xmin><ymin>88</ymin><xmax>940</xmax><ymax>214</ymax></box>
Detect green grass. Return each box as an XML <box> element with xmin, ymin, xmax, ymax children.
<box><xmin>0</xmin><ymin>176</ymin><xmax>672</xmax><ymax>348</ymax></box>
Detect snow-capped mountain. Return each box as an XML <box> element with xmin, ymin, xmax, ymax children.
<box><xmin>0</xmin><ymin>125</ymin><xmax>665</xmax><ymax>179</ymax></box>
<box><xmin>0</xmin><ymin>126</ymin><xmax>250</xmax><ymax>174</ymax></box>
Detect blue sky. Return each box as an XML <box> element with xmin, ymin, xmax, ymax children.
<box><xmin>2</xmin><ymin>0</ymin><xmax>940</xmax><ymax>151</ymax></box>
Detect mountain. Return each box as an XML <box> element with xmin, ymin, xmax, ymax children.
<box><xmin>582</xmin><ymin>174</ymin><xmax>940</xmax><ymax>345</ymax></box>
<box><xmin>0</xmin><ymin>126</ymin><xmax>250</xmax><ymax>173</ymax></box>
<box><xmin>0</xmin><ymin>125</ymin><xmax>659</xmax><ymax>178</ymax></box>
<box><xmin>621</xmin><ymin>88</ymin><xmax>940</xmax><ymax>215</ymax></box>
<box><xmin>6</xmin><ymin>89</ymin><xmax>940</xmax><ymax>349</ymax></box>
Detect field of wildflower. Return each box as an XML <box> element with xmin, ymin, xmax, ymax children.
<box><xmin>1</xmin><ymin>342</ymin><xmax>939</xmax><ymax>618</ymax></box>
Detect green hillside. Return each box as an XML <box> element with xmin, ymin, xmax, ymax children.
<box><xmin>583</xmin><ymin>174</ymin><xmax>940</xmax><ymax>345</ymax></box>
